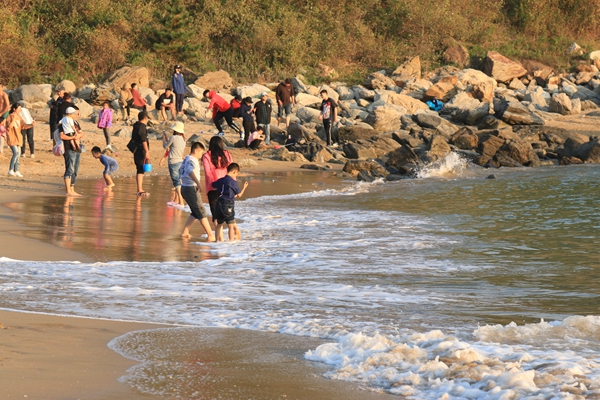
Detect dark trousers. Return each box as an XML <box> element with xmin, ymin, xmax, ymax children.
<box><xmin>21</xmin><ymin>128</ymin><xmax>34</xmax><ymax>155</ymax></box>
<box><xmin>214</xmin><ymin>108</ymin><xmax>241</xmax><ymax>134</ymax></box>
<box><xmin>175</xmin><ymin>93</ymin><xmax>185</xmax><ymax>113</ymax></box>
<box><xmin>103</xmin><ymin>128</ymin><xmax>111</xmax><ymax>146</ymax></box>
<box><xmin>243</xmin><ymin>119</ymin><xmax>255</xmax><ymax>146</ymax></box>
<box><xmin>323</xmin><ymin>119</ymin><xmax>333</xmax><ymax>146</ymax></box>
<box><xmin>126</xmin><ymin>99</ymin><xmax>146</xmax><ymax>117</ymax></box>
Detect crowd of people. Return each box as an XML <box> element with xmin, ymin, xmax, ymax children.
<box><xmin>0</xmin><ymin>66</ymin><xmax>341</xmax><ymax>241</ymax></box>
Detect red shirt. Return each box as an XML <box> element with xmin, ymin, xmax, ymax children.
<box><xmin>207</xmin><ymin>91</ymin><xmax>231</xmax><ymax>119</ymax></box>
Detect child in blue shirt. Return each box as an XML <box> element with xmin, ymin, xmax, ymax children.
<box><xmin>92</xmin><ymin>146</ymin><xmax>119</xmax><ymax>189</ymax></box>
<box><xmin>212</xmin><ymin>163</ymin><xmax>248</xmax><ymax>242</ymax></box>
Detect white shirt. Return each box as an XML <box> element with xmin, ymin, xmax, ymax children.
<box><xmin>180</xmin><ymin>155</ymin><xmax>200</xmax><ymax>187</ymax></box>
<box><xmin>61</xmin><ymin>116</ymin><xmax>76</xmax><ymax>134</ymax></box>
<box><xmin>19</xmin><ymin>108</ymin><xmax>34</xmax><ymax>125</ymax></box>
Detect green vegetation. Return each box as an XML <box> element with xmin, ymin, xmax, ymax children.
<box><xmin>1</xmin><ymin>0</ymin><xmax>599</xmax><ymax>86</ymax></box>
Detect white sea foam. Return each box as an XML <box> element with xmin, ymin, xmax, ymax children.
<box><xmin>416</xmin><ymin>152</ymin><xmax>468</xmax><ymax>179</ymax></box>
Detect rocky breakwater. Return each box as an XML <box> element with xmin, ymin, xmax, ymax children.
<box><xmin>253</xmin><ymin>52</ymin><xmax>600</xmax><ymax>181</ymax></box>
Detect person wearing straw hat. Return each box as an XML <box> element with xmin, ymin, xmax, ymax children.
<box><xmin>162</xmin><ymin>121</ymin><xmax>187</xmax><ymax>206</ymax></box>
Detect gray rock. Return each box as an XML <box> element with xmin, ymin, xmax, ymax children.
<box><xmin>343</xmin><ymin>143</ymin><xmax>377</xmax><ymax>159</ymax></box>
<box><xmin>352</xmin><ymin>85</ymin><xmax>376</xmax><ymax>101</ymax></box>
<box><xmin>549</xmin><ymin>93</ymin><xmax>578</xmax><ymax>115</ymax></box>
<box><xmin>366</xmin><ymin>104</ymin><xmax>406</xmax><ymax>131</ymax></box>
<box><xmin>386</xmin><ymin>145</ymin><xmax>421</xmax><ymax>170</ymax></box>
<box><xmin>413</xmin><ymin>111</ymin><xmax>459</xmax><ymax>136</ymax></box>
<box><xmin>501</xmin><ymin>100</ymin><xmax>544</xmax><ymax>125</ymax></box>
<box><xmin>76</xmin><ymin>84</ymin><xmax>96</xmax><ymax>101</ymax></box>
<box><xmin>292</xmin><ymin>76</ymin><xmax>308</xmax><ymax>94</ymax></box>
<box><xmin>14</xmin><ymin>85</ymin><xmax>49</xmax><ymax>104</ymax></box>
<box><xmin>336</xmin><ymin>86</ymin><xmax>355</xmax><ymax>101</ymax></box>
<box><xmin>72</xmin><ymin>98</ymin><xmax>94</xmax><ymax>118</ymax></box>
<box><xmin>296</xmin><ymin>107</ymin><xmax>321</xmax><ymax>123</ymax></box>
<box><xmin>342</xmin><ymin>159</ymin><xmax>387</xmax><ymax>175</ymax></box>
<box><xmin>113</xmin><ymin>128</ymin><xmax>132</xmax><ymax>138</ymax></box>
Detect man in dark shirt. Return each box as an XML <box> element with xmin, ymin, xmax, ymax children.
<box><xmin>319</xmin><ymin>90</ymin><xmax>338</xmax><ymax>146</ymax></box>
<box><xmin>132</xmin><ymin>111</ymin><xmax>151</xmax><ymax>196</ymax></box>
<box><xmin>155</xmin><ymin>87</ymin><xmax>176</xmax><ymax>121</ymax></box>
<box><xmin>56</xmin><ymin>93</ymin><xmax>77</xmax><ymax>122</ymax></box>
<box><xmin>275</xmin><ymin>78</ymin><xmax>295</xmax><ymax>129</ymax></box>
<box><xmin>49</xmin><ymin>86</ymin><xmax>65</xmax><ymax>140</ymax></box>
<box><xmin>254</xmin><ymin>92</ymin><xmax>273</xmax><ymax>145</ymax></box>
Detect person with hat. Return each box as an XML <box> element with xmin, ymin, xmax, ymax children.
<box><xmin>162</xmin><ymin>121</ymin><xmax>187</xmax><ymax>206</ymax></box>
<box><xmin>59</xmin><ymin>106</ymin><xmax>84</xmax><ymax>196</ymax></box>
<box><xmin>171</xmin><ymin>65</ymin><xmax>186</xmax><ymax>117</ymax></box>
<box><xmin>254</xmin><ymin>91</ymin><xmax>273</xmax><ymax>145</ymax></box>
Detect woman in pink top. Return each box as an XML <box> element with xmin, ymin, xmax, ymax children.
<box><xmin>201</xmin><ymin>136</ymin><xmax>232</xmax><ymax>224</ymax></box>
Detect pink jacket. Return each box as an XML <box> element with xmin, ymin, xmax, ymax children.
<box><xmin>97</xmin><ymin>108</ymin><xmax>113</xmax><ymax>129</ymax></box>
<box><xmin>201</xmin><ymin>150</ymin><xmax>232</xmax><ymax>195</ymax></box>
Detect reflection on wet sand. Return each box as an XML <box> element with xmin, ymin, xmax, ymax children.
<box><xmin>5</xmin><ymin>172</ymin><xmax>347</xmax><ymax>262</ymax></box>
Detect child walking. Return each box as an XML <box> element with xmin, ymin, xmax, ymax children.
<box><xmin>212</xmin><ymin>163</ymin><xmax>248</xmax><ymax>242</ymax></box>
<box><xmin>97</xmin><ymin>101</ymin><xmax>113</xmax><ymax>150</ymax></box>
<box><xmin>91</xmin><ymin>146</ymin><xmax>119</xmax><ymax>188</ymax></box>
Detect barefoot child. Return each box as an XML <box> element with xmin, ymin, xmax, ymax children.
<box><xmin>212</xmin><ymin>163</ymin><xmax>248</xmax><ymax>242</ymax></box>
<box><xmin>180</xmin><ymin>142</ymin><xmax>216</xmax><ymax>241</ymax></box>
<box><xmin>91</xmin><ymin>146</ymin><xmax>118</xmax><ymax>188</ymax></box>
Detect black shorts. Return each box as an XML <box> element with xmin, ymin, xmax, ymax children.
<box><xmin>207</xmin><ymin>190</ymin><xmax>219</xmax><ymax>220</ymax></box>
<box><xmin>134</xmin><ymin>149</ymin><xmax>146</xmax><ymax>174</ymax></box>
<box><xmin>215</xmin><ymin>198</ymin><xmax>235</xmax><ymax>225</ymax></box>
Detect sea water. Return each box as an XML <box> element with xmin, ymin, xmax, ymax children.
<box><xmin>1</xmin><ymin>158</ymin><xmax>599</xmax><ymax>399</ymax></box>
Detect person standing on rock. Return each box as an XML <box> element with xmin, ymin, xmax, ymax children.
<box><xmin>171</xmin><ymin>65</ymin><xmax>186</xmax><ymax>117</ymax></box>
<box><xmin>131</xmin><ymin>111</ymin><xmax>151</xmax><ymax>197</ymax></box>
<box><xmin>319</xmin><ymin>89</ymin><xmax>338</xmax><ymax>146</ymax></box>
<box><xmin>49</xmin><ymin>86</ymin><xmax>65</xmax><ymax>141</ymax></box>
<box><xmin>203</xmin><ymin>90</ymin><xmax>243</xmax><ymax>138</ymax></box>
<box><xmin>276</xmin><ymin>78</ymin><xmax>295</xmax><ymax>129</ymax></box>
<box><xmin>254</xmin><ymin>92</ymin><xmax>272</xmax><ymax>145</ymax></box>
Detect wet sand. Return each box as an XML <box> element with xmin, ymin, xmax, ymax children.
<box><xmin>0</xmin><ymin>174</ymin><xmax>396</xmax><ymax>399</ymax></box>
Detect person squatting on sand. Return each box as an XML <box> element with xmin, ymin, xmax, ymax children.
<box><xmin>212</xmin><ymin>162</ymin><xmax>248</xmax><ymax>242</ymax></box>
<box><xmin>201</xmin><ymin>136</ymin><xmax>233</xmax><ymax>228</ymax></box>
<box><xmin>204</xmin><ymin>90</ymin><xmax>243</xmax><ymax>138</ymax></box>
<box><xmin>180</xmin><ymin>141</ymin><xmax>215</xmax><ymax>241</ymax></box>
<box><xmin>162</xmin><ymin>121</ymin><xmax>186</xmax><ymax>206</ymax></box>
<box><xmin>91</xmin><ymin>146</ymin><xmax>119</xmax><ymax>189</ymax></box>
<box><xmin>59</xmin><ymin>107</ymin><xmax>84</xmax><ymax>196</ymax></box>
<box><xmin>130</xmin><ymin>111</ymin><xmax>151</xmax><ymax>197</ymax></box>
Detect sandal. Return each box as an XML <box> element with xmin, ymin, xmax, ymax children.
<box><xmin>136</xmin><ymin>191</ymin><xmax>150</xmax><ymax>197</ymax></box>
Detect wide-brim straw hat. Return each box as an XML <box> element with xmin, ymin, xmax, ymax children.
<box><xmin>170</xmin><ymin>121</ymin><xmax>185</xmax><ymax>134</ymax></box>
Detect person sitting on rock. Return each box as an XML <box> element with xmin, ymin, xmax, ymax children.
<box><xmin>156</xmin><ymin>87</ymin><xmax>177</xmax><ymax>122</ymax></box>
<box><xmin>130</xmin><ymin>83</ymin><xmax>148</xmax><ymax>114</ymax></box>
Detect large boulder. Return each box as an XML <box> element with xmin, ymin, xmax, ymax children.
<box><xmin>478</xmin><ymin>133</ymin><xmax>505</xmax><ymax>159</ymax></box>
<box><xmin>426</xmin><ymin>135</ymin><xmax>451</xmax><ymax>161</ymax></box>
<box><xmin>522</xmin><ymin>60</ymin><xmax>555</xmax><ymax>80</ymax></box>
<box><xmin>443</xmin><ymin>45</ymin><xmax>470</xmax><ymax>67</ymax></box>
<box><xmin>292</xmin><ymin>76</ymin><xmax>308</xmax><ymax>94</ymax></box>
<box><xmin>336</xmin><ymin>86</ymin><xmax>355</xmax><ymax>101</ymax></box>
<box><xmin>295</xmin><ymin>93</ymin><xmax>322</xmax><ymax>107</ymax></box>
<box><xmin>386</xmin><ymin>146</ymin><xmax>420</xmax><ymax>170</ymax></box>
<box><xmin>104</xmin><ymin>66</ymin><xmax>149</xmax><ymax>91</ymax></box>
<box><xmin>400</xmin><ymin>78</ymin><xmax>433</xmax><ymax>100</ymax></box>
<box><xmin>484</xmin><ymin>51</ymin><xmax>527</xmax><ymax>83</ymax></box>
<box><xmin>58</xmin><ymin>80</ymin><xmax>77</xmax><ymax>93</ymax></box>
<box><xmin>501</xmin><ymin>100</ymin><xmax>544</xmax><ymax>125</ymax></box>
<box><xmin>235</xmin><ymin>84</ymin><xmax>271</xmax><ymax>99</ymax></box>
<box><xmin>549</xmin><ymin>93</ymin><xmax>580</xmax><ymax>115</ymax></box>
<box><xmin>194</xmin><ymin>70</ymin><xmax>233</xmax><ymax>91</ymax></box>
<box><xmin>185</xmin><ymin>84</ymin><xmax>205</xmax><ymax>99</ymax></box>
<box><xmin>90</xmin><ymin>84</ymin><xmax>119</xmax><ymax>105</ymax></box>
<box><xmin>72</xmin><ymin>98</ymin><xmax>94</xmax><ymax>118</ymax></box>
<box><xmin>424</xmin><ymin>80</ymin><xmax>457</xmax><ymax>102</ymax></box>
<box><xmin>343</xmin><ymin>142</ymin><xmax>378</xmax><ymax>159</ymax></box>
<box><xmin>375</xmin><ymin>91</ymin><xmax>429</xmax><ymax>114</ymax></box>
<box><xmin>76</xmin><ymin>84</ymin><xmax>96</xmax><ymax>101</ymax></box>
<box><xmin>352</xmin><ymin>85</ymin><xmax>376</xmax><ymax>101</ymax></box>
<box><xmin>442</xmin><ymin>92</ymin><xmax>490</xmax><ymax>125</ymax></box>
<box><xmin>311</xmin><ymin>147</ymin><xmax>334</xmax><ymax>163</ymax></box>
<box><xmin>573</xmin><ymin>138</ymin><xmax>600</xmax><ymax>163</ymax></box>
<box><xmin>14</xmin><ymin>85</ymin><xmax>48</xmax><ymax>103</ymax></box>
<box><xmin>338</xmin><ymin>125</ymin><xmax>376</xmax><ymax>142</ymax></box>
<box><xmin>343</xmin><ymin>159</ymin><xmax>387</xmax><ymax>176</ymax></box>
<box><xmin>500</xmin><ymin>139</ymin><xmax>540</xmax><ymax>166</ymax></box>
<box><xmin>296</xmin><ymin>107</ymin><xmax>321</xmax><ymax>123</ymax></box>
<box><xmin>524</xmin><ymin>87</ymin><xmax>549</xmax><ymax>110</ymax></box>
<box><xmin>363</xmin><ymin>72</ymin><xmax>396</xmax><ymax>90</ymax></box>
<box><xmin>413</xmin><ymin>111</ymin><xmax>459</xmax><ymax>137</ymax></box>
<box><xmin>365</xmin><ymin>104</ymin><xmax>406</xmax><ymax>131</ymax></box>
<box><xmin>392</xmin><ymin>56</ymin><xmax>421</xmax><ymax>83</ymax></box>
